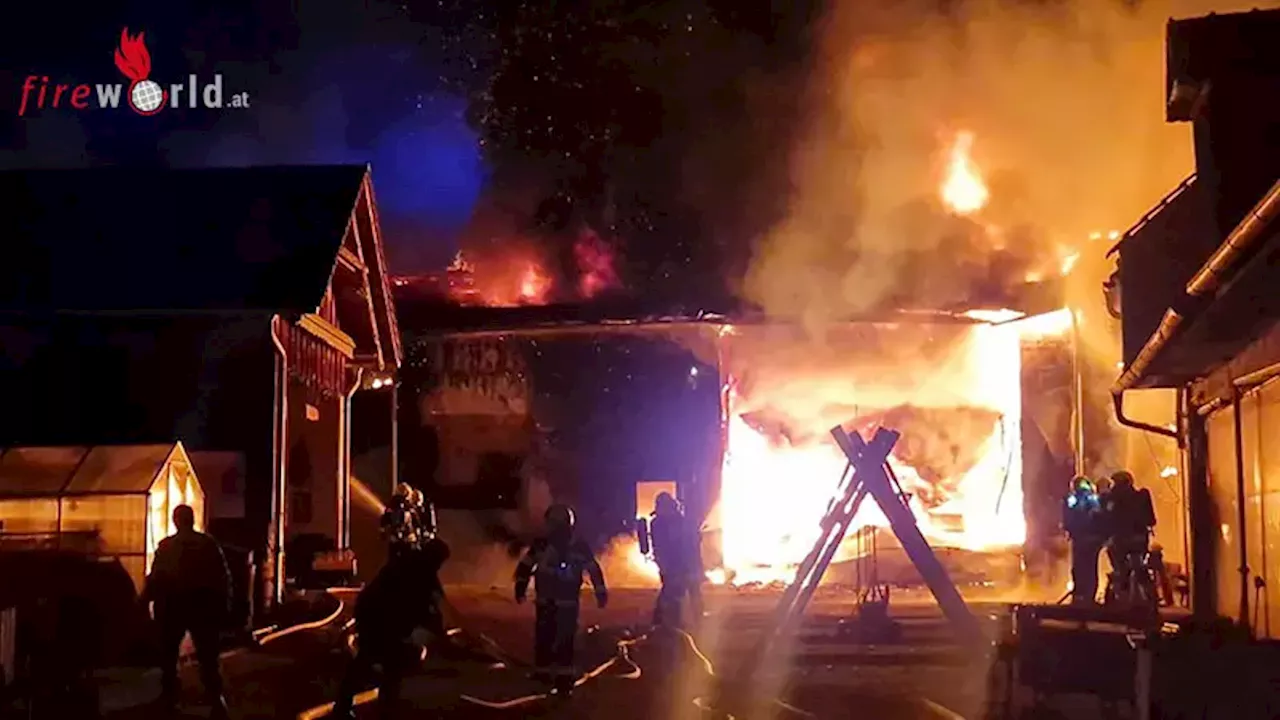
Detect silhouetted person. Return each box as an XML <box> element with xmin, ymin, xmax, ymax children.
<box><xmin>515</xmin><ymin>504</ymin><xmax>607</xmax><ymax>696</ymax></box>
<box><xmin>141</xmin><ymin>504</ymin><xmax>231</xmax><ymax>718</ymax></box>
<box><xmin>1102</xmin><ymin>470</ymin><xmax>1157</xmax><ymax>606</ymax></box>
<box><xmin>332</xmin><ymin>535</ymin><xmax>451</xmax><ymax>719</ymax></box>
<box><xmin>650</xmin><ymin>492</ymin><xmax>703</xmax><ymax>628</ymax></box>
<box><xmin>1062</xmin><ymin>476</ymin><xmax>1104</xmax><ymax>605</ymax></box>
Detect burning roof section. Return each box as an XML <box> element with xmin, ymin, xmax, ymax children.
<box><xmin>395</xmin><ymin>290</ymin><xmax>1067</xmax><ymax>341</ymax></box>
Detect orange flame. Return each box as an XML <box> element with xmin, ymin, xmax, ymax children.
<box><xmin>518</xmin><ymin>263</ymin><xmax>552</xmax><ymax>304</ymax></box>
<box><xmin>435</xmin><ymin>228</ymin><xmax>621</xmax><ymax>307</ymax></box>
<box><xmin>442</xmin><ymin>247</ymin><xmax>554</xmax><ymax>307</ymax></box>
<box><xmin>623</xmin><ymin>312</ymin><xmax>1076</xmax><ymax>588</ymax></box>
<box><xmin>940</xmin><ymin>131</ymin><xmax>989</xmax><ymax>216</ymax></box>
<box><xmin>114</xmin><ymin>28</ymin><xmax>153</xmax><ymax>81</ymax></box>
<box><xmin>574</xmin><ymin>228</ymin><xmax>620</xmax><ymax>299</ymax></box>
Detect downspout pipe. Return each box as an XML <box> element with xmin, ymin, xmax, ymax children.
<box><xmin>1112</xmin><ymin>385</ymin><xmax>1182</xmax><ymax>444</ymax></box>
<box><xmin>1111</xmin><ymin>179</ymin><xmax>1280</xmax><ymax>437</ymax></box>
<box><xmin>269</xmin><ymin>316</ymin><xmax>289</xmax><ymax>609</ymax></box>
<box><xmin>1232</xmin><ymin>391</ymin><xmax>1250</xmax><ymax>630</ymax></box>
<box><xmin>341</xmin><ymin>367</ymin><xmax>364</xmax><ymax>550</ymax></box>
<box><xmin>390</xmin><ymin>377</ymin><xmax>400</xmax><ymax>494</ymax></box>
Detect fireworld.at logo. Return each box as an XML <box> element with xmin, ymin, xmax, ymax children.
<box><xmin>18</xmin><ymin>28</ymin><xmax>251</xmax><ymax>116</ymax></box>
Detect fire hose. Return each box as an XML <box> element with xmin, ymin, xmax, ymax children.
<box><xmin>296</xmin><ymin>624</ymin><xmax>645</xmax><ymax>718</ymax></box>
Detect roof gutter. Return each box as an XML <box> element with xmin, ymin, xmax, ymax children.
<box><xmin>1111</xmin><ymin>179</ymin><xmax>1280</xmax><ymax>436</ymax></box>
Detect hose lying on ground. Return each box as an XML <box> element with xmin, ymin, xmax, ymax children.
<box><xmin>458</xmin><ymin>633</ymin><xmax>647</xmax><ymax>709</ymax></box>
<box><xmin>297</xmin><ymin>626</ymin><xmax>644</xmax><ymax>718</ymax></box>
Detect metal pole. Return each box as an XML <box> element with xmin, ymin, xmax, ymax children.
<box><xmin>1133</xmin><ymin>634</ymin><xmax>1153</xmax><ymax>720</ymax></box>
<box><xmin>1232</xmin><ymin>392</ymin><xmax>1250</xmax><ymax>628</ymax></box>
<box><xmin>390</xmin><ymin>380</ymin><xmax>400</xmax><ymax>495</ymax></box>
<box><xmin>1186</xmin><ymin>404</ymin><xmax>1214</xmax><ymax>617</ymax></box>
<box><xmin>1178</xmin><ymin>387</ymin><xmax>1191</xmax><ymax>589</ymax></box>
<box><xmin>1072</xmin><ymin>310</ymin><xmax>1086</xmax><ymax>475</ymax></box>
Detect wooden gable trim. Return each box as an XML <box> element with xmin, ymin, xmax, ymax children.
<box><xmin>347</xmin><ymin>213</ymin><xmax>386</xmax><ymax>370</ymax></box>
<box><xmin>336</xmin><ymin>244</ymin><xmax>365</xmax><ymax>273</ymax></box>
<box><xmin>357</xmin><ymin>172</ymin><xmax>403</xmax><ymax>367</ymax></box>
<box><xmin>318</xmin><ymin>286</ymin><xmax>339</xmax><ymax>326</ymax></box>
<box><xmin>297</xmin><ymin>313</ymin><xmax>357</xmax><ymax>359</ymax></box>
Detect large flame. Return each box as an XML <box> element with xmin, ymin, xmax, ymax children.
<box><xmin>697</xmin><ymin>316</ymin><xmax>1058</xmax><ymax>587</ymax></box>
<box><xmin>625</xmin><ymin>131</ymin><xmax>1082</xmax><ymax>587</ymax></box>
<box><xmin>940</xmin><ymin>131</ymin><xmax>989</xmax><ymax>216</ymax></box>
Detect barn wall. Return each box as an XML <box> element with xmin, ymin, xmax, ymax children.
<box><xmin>400</xmin><ymin>331</ymin><xmax>720</xmax><ymax>547</ymax></box>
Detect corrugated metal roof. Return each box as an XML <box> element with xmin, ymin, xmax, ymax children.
<box><xmin>0</xmin><ymin>165</ymin><xmax>368</xmax><ymax>314</ymax></box>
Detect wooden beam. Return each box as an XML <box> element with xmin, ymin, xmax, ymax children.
<box><xmin>347</xmin><ymin>211</ymin><xmax>386</xmax><ymax>371</ymax></box>
<box><xmin>336</xmin><ymin>244</ymin><xmax>365</xmax><ymax>273</ymax></box>
<box><xmin>297</xmin><ymin>313</ymin><xmax>356</xmax><ymax>359</ymax></box>
<box><xmin>360</xmin><ymin>174</ymin><xmax>404</xmax><ymax>367</ymax></box>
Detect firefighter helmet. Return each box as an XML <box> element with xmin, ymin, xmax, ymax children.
<box><xmin>1110</xmin><ymin>470</ymin><xmax>1135</xmax><ymax>489</ymax></box>
<box><xmin>655</xmin><ymin>491</ymin><xmax>679</xmax><ymax>515</ymax></box>
<box><xmin>1071</xmin><ymin>476</ymin><xmax>1094</xmax><ymax>494</ymax></box>
<box><xmin>545</xmin><ymin>503</ymin><xmax>575</xmax><ymax>532</ymax></box>
<box><xmin>394</xmin><ymin>483</ymin><xmax>414</xmax><ymax>500</ymax></box>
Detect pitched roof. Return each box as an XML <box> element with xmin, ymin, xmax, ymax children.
<box><xmin>0</xmin><ymin>443</ymin><xmax>180</xmax><ymax>497</ymax></box>
<box><xmin>0</xmin><ymin>165</ymin><xmax>370</xmax><ymax>314</ymax></box>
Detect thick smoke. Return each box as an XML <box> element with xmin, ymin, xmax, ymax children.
<box><xmin>744</xmin><ymin>0</ymin><xmax>1262</xmax><ymax>324</ymax></box>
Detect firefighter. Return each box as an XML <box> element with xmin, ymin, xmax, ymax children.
<box><xmin>382</xmin><ymin>483</ymin><xmax>423</xmax><ymax>550</ymax></box>
<box><xmin>331</xmin><ymin>537</ymin><xmax>450</xmax><ymax>719</ymax></box>
<box><xmin>1102</xmin><ymin>470</ymin><xmax>1157</xmax><ymax>605</ymax></box>
<box><xmin>1062</xmin><ymin>476</ymin><xmax>1104</xmax><ymax>605</ymax></box>
<box><xmin>650</xmin><ymin>492</ymin><xmax>703</xmax><ymax>629</ymax></box>
<box><xmin>514</xmin><ymin>504</ymin><xmax>608</xmax><ymax>695</ymax></box>
<box><xmin>141</xmin><ymin>504</ymin><xmax>232</xmax><ymax>718</ymax></box>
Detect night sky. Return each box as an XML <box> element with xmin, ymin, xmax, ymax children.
<box><xmin>0</xmin><ymin>0</ymin><xmax>823</xmax><ymax>304</ymax></box>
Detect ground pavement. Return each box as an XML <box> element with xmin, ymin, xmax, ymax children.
<box><xmin>99</xmin><ymin>590</ymin><xmax>360</xmax><ymax>719</ymax></box>
<box><xmin>332</xmin><ymin>586</ymin><xmax>991</xmax><ymax>720</ymax></box>
<box><xmin>102</xmin><ymin>585</ymin><xmax>1168</xmax><ymax>719</ymax></box>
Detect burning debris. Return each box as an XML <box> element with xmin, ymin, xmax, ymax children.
<box><xmin>393</xmin><ymin>226</ymin><xmax>622</xmax><ymax>308</ymax></box>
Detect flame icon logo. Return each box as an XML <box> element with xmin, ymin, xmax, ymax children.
<box><xmin>113</xmin><ymin>28</ymin><xmax>166</xmax><ymax>116</ymax></box>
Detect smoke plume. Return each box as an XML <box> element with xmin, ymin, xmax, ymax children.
<box><xmin>744</xmin><ymin>0</ymin><xmax>1267</xmax><ymax>324</ymax></box>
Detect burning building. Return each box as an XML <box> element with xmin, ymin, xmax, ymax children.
<box><xmin>397</xmin><ymin>296</ymin><xmax>1080</xmax><ymax>588</ymax></box>
<box><xmin>390</xmin><ymin>126</ymin><xmax>1109</xmax><ymax>589</ymax></box>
